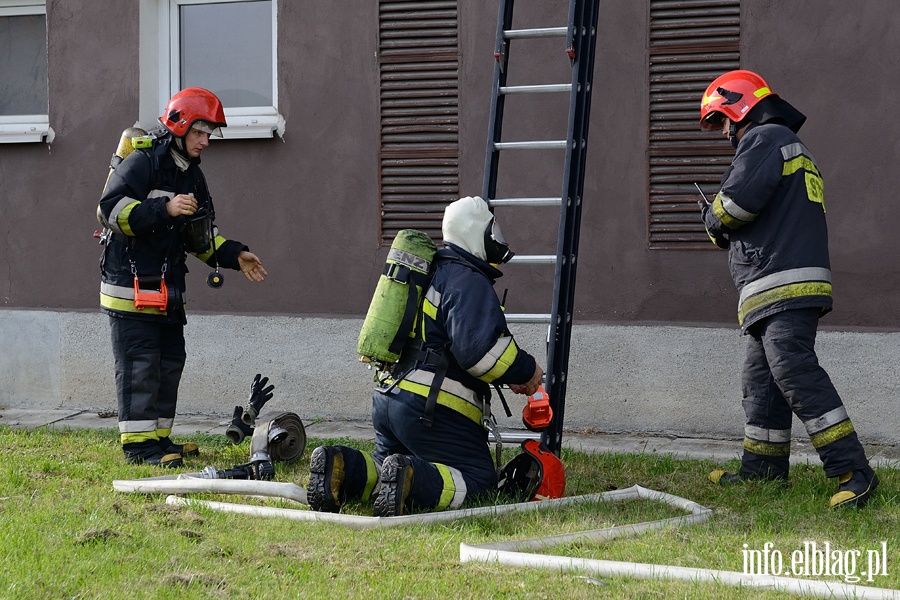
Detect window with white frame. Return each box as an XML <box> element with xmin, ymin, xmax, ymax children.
<box><xmin>0</xmin><ymin>0</ymin><xmax>51</xmax><ymax>143</ymax></box>
<box><xmin>139</xmin><ymin>0</ymin><xmax>282</xmax><ymax>139</ymax></box>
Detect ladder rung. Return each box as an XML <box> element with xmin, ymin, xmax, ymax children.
<box><xmin>504</xmin><ymin>27</ymin><xmax>568</xmax><ymax>40</ymax></box>
<box><xmin>494</xmin><ymin>140</ymin><xmax>567</xmax><ymax>150</ymax></box>
<box><xmin>505</xmin><ymin>313</ymin><xmax>552</xmax><ymax>324</ymax></box>
<box><xmin>499</xmin><ymin>84</ymin><xmax>572</xmax><ymax>95</ymax></box>
<box><xmin>489</xmin><ymin>197</ymin><xmax>562</xmax><ymax>207</ymax></box>
<box><xmin>508</xmin><ymin>255</ymin><xmax>556</xmax><ymax>265</ymax></box>
<box><xmin>489</xmin><ymin>431</ymin><xmax>541</xmax><ymax>443</ymax></box>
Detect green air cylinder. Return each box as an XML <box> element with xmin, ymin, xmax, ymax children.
<box><xmin>357</xmin><ymin>229</ymin><xmax>437</xmax><ymax>367</ymax></box>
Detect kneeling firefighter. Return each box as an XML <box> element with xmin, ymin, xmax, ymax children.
<box><xmin>98</xmin><ymin>87</ymin><xmax>268</xmax><ymax>467</ymax></box>
<box><xmin>308</xmin><ymin>196</ymin><xmax>546</xmax><ymax>516</ymax></box>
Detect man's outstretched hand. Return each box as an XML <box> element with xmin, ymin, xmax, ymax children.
<box><xmin>238</xmin><ymin>251</ymin><xmax>268</xmax><ymax>282</ymax></box>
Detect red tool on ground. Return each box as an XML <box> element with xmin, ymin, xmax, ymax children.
<box><xmin>522</xmin><ymin>385</ymin><xmax>553</xmax><ymax>432</ymax></box>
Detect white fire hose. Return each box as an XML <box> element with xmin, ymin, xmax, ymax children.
<box><xmin>113</xmin><ymin>478</ymin><xmax>899</xmax><ymax>598</ymax></box>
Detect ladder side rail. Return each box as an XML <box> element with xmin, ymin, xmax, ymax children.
<box><xmin>482</xmin><ymin>0</ymin><xmax>516</xmax><ymax>201</ymax></box>
<box><xmin>543</xmin><ymin>0</ymin><xmax>601</xmax><ymax>456</ymax></box>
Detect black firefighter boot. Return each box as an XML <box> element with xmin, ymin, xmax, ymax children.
<box><xmin>123</xmin><ymin>440</ymin><xmax>183</xmax><ymax>468</ymax></box>
<box><xmin>830</xmin><ymin>466</ymin><xmax>879</xmax><ymax>509</ymax></box>
<box><xmin>159</xmin><ymin>436</ymin><xmax>200</xmax><ymax>457</ymax></box>
<box><xmin>373</xmin><ymin>454</ymin><xmax>414</xmax><ymax>517</ymax></box>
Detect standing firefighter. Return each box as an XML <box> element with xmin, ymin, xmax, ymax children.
<box><xmin>698</xmin><ymin>70</ymin><xmax>878</xmax><ymax>508</ymax></box>
<box><xmin>307</xmin><ymin>196</ymin><xmax>545</xmax><ymax>516</ymax></box>
<box><xmin>98</xmin><ymin>87</ymin><xmax>268</xmax><ymax>467</ymax></box>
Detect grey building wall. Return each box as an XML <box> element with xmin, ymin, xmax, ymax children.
<box><xmin>1</xmin><ymin>1</ymin><xmax>898</xmax><ymax>443</ymax></box>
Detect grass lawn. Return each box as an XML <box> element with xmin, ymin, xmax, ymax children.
<box><xmin>0</xmin><ymin>426</ymin><xmax>896</xmax><ymax>599</ymax></box>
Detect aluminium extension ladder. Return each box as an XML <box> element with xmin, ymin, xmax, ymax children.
<box><xmin>482</xmin><ymin>0</ymin><xmax>600</xmax><ymax>456</ymax></box>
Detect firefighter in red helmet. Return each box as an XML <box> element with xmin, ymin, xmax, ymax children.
<box><xmin>698</xmin><ymin>70</ymin><xmax>877</xmax><ymax>508</ymax></box>
<box><xmin>98</xmin><ymin>87</ymin><xmax>268</xmax><ymax>467</ymax></box>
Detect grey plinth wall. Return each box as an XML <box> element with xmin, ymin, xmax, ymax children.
<box><xmin>1</xmin><ymin>309</ymin><xmax>897</xmax><ymax>445</ymax></box>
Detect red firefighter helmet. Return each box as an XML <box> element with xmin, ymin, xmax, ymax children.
<box><xmin>159</xmin><ymin>87</ymin><xmax>227</xmax><ymax>137</ymax></box>
<box><xmin>699</xmin><ymin>70</ymin><xmax>775</xmax><ymax>131</ymax></box>
<box><xmin>497</xmin><ymin>439</ymin><xmax>565</xmax><ymax>502</ymax></box>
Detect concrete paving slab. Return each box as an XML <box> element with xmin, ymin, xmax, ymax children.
<box><xmin>0</xmin><ymin>408</ymin><xmax>86</xmax><ymax>428</ymax></box>
<box><xmin>2</xmin><ymin>407</ymin><xmax>896</xmax><ymax>469</ymax></box>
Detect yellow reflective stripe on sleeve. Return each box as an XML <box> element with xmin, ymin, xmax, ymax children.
<box><xmin>467</xmin><ymin>336</ymin><xmax>518</xmax><ymax>382</ymax></box>
<box><xmin>476</xmin><ymin>338</ymin><xmax>519</xmax><ymax>383</ymax></box>
<box><xmin>396</xmin><ymin>379</ymin><xmax>483</xmax><ymax>424</ymax></box>
<box><xmin>712</xmin><ymin>192</ymin><xmax>756</xmax><ymax>229</ymax></box>
<box><xmin>737</xmin><ymin>281</ymin><xmax>832</xmax><ymax>325</ymax></box>
<box><xmin>195</xmin><ymin>234</ymin><xmax>228</xmax><ymax>262</ymax></box>
<box><xmin>423</xmin><ymin>296</ymin><xmax>438</xmax><ymax>320</ymax></box>
<box><xmin>109</xmin><ymin>198</ymin><xmax>140</xmax><ymax>236</ymax></box>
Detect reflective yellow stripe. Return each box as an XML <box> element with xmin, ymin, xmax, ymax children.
<box><xmin>196</xmin><ymin>234</ymin><xmax>228</xmax><ymax>262</ymax></box>
<box><xmin>712</xmin><ymin>193</ymin><xmax>755</xmax><ymax>229</ymax></box>
<box><xmin>156</xmin><ymin>426</ymin><xmax>173</xmax><ymax>438</ymax></box>
<box><xmin>100</xmin><ymin>293</ymin><xmax>169</xmax><ymax>316</ymax></box>
<box><xmin>423</xmin><ymin>297</ymin><xmax>437</xmax><ymax>320</ymax></box>
<box><xmin>396</xmin><ymin>379</ymin><xmax>483</xmax><ymax>424</ymax></box>
<box><xmin>121</xmin><ymin>432</ymin><xmax>158</xmax><ymax>445</ymax></box>
<box><xmin>737</xmin><ymin>281</ymin><xmax>832</xmax><ymax>326</ymax></box>
<box><xmin>782</xmin><ymin>155</ymin><xmax>821</xmax><ymax>178</ymax></box>
<box><xmin>477</xmin><ymin>338</ymin><xmax>519</xmax><ymax>383</ymax></box>
<box><xmin>810</xmin><ymin>420</ymin><xmax>855</xmax><ymax>449</ymax></box>
<box><xmin>362</xmin><ymin>452</ymin><xmax>378</xmax><ymax>499</ymax></box>
<box><xmin>743</xmin><ymin>437</ymin><xmax>791</xmax><ymax>457</ymax></box>
<box><xmin>116</xmin><ymin>201</ymin><xmax>140</xmax><ymax>237</ymax></box>
<box><xmin>754</xmin><ymin>86</ymin><xmax>771</xmax><ymax>98</ymax></box>
<box><xmin>435</xmin><ymin>463</ymin><xmax>456</xmax><ymax>511</ymax></box>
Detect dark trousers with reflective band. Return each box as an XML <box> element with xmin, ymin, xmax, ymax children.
<box><xmin>371</xmin><ymin>387</ymin><xmax>497</xmax><ymax>510</ymax></box>
<box><xmin>110</xmin><ymin>315</ymin><xmax>186</xmax><ymax>445</ymax></box>
<box><xmin>741</xmin><ymin>308</ymin><xmax>869</xmax><ymax>479</ymax></box>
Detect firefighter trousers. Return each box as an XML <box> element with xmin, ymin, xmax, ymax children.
<box><xmin>740</xmin><ymin>308</ymin><xmax>870</xmax><ymax>479</ymax></box>
<box><xmin>328</xmin><ymin>388</ymin><xmax>497</xmax><ymax>511</ymax></box>
<box><xmin>109</xmin><ymin>315</ymin><xmax>187</xmax><ymax>445</ymax></box>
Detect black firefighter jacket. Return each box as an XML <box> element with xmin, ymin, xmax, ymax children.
<box><xmin>701</xmin><ymin>122</ymin><xmax>832</xmax><ymax>331</ymax></box>
<box><xmin>390</xmin><ymin>244</ymin><xmax>538</xmax><ymax>425</ymax></box>
<box><xmin>98</xmin><ymin>135</ymin><xmax>246</xmax><ymax>323</ymax></box>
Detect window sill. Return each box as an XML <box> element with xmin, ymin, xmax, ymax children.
<box><xmin>0</xmin><ymin>119</ymin><xmax>53</xmax><ymax>143</ymax></box>
<box><xmin>219</xmin><ymin>113</ymin><xmax>285</xmax><ymax>140</ymax></box>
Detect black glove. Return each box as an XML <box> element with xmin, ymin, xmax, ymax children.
<box><xmin>225</xmin><ymin>405</ymin><xmax>254</xmax><ymax>444</ymax></box>
<box><xmin>249</xmin><ymin>374</ymin><xmax>275</xmax><ymax>409</ymax></box>
<box><xmin>241</xmin><ymin>374</ymin><xmax>276</xmax><ymax>426</ymax></box>
<box><xmin>700</xmin><ymin>204</ymin><xmax>730</xmax><ymax>250</ymax></box>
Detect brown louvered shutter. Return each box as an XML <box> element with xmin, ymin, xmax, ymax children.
<box><xmin>378</xmin><ymin>0</ymin><xmax>459</xmax><ymax>243</ymax></box>
<box><xmin>648</xmin><ymin>0</ymin><xmax>740</xmax><ymax>250</ymax></box>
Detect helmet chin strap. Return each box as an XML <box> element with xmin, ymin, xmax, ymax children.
<box><xmin>728</xmin><ymin>120</ymin><xmax>741</xmax><ymax>149</ymax></box>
